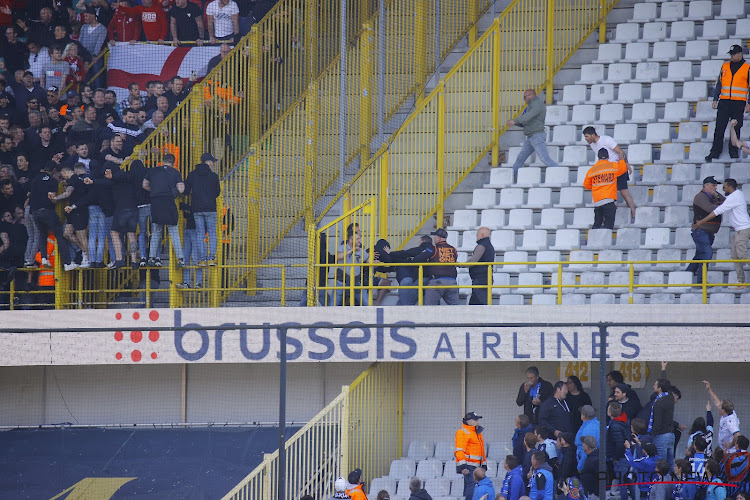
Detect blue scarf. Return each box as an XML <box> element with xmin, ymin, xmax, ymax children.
<box><xmin>530</xmin><ymin>382</ymin><xmax>541</xmax><ymax>399</ymax></box>
<box><xmin>648</xmin><ymin>392</ymin><xmax>669</xmax><ymax>433</ymax></box>
<box><xmin>501</xmin><ymin>471</ymin><xmax>511</xmax><ymax>497</ymax></box>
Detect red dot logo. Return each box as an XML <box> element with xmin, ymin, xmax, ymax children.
<box><xmin>113</xmin><ymin>311</ymin><xmax>160</xmax><ymax>362</ymax></box>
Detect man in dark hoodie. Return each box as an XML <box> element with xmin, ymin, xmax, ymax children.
<box><xmin>129</xmin><ymin>159</ymin><xmax>151</xmax><ymax>267</ymax></box>
<box><xmin>387</xmin><ymin>234</ymin><xmax>434</xmax><ymax>306</ymax></box>
<box><xmin>466</xmin><ymin>226</ymin><xmax>494</xmax><ymax>305</ymax></box>
<box><xmin>580</xmin><ymin>436</ymin><xmax>600</xmax><ymax>499</ymax></box>
<box><xmin>606</xmin><ymin>403</ymin><xmax>630</xmax><ymax>500</ymax></box>
<box><xmin>408</xmin><ymin>477</ymin><xmax>432</xmax><ymax>500</ymax></box>
<box><xmin>184</xmin><ymin>153</ymin><xmax>221</xmax><ymax>266</ymax></box>
<box><xmin>557</xmin><ymin>432</ymin><xmax>578</xmax><ymax>483</ymax></box>
<box><xmin>101</xmin><ymin>161</ymin><xmax>141</xmax><ymax>268</ymax></box>
<box><xmin>513</xmin><ymin>414</ymin><xmax>536</xmax><ymax>462</ymax></box>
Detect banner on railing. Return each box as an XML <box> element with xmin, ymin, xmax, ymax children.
<box><xmin>1</xmin><ymin>306</ymin><xmax>748</xmax><ymax>366</ymax></box>
<box><xmin>107</xmin><ymin>43</ymin><xmax>222</xmax><ymax>102</ymax></box>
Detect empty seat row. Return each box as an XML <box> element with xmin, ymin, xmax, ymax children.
<box><xmin>594</xmin><ymin>38</ymin><xmax>749</xmax><ymax>64</ymax></box>
<box><xmin>615</xmin><ymin>16</ymin><xmax>747</xmax><ymax>44</ymax></box>
<box><xmin>578</xmin><ymin>61</ymin><xmax>729</xmax><ymax>85</ymax></box>
<box><xmin>560</xmin><ymin>73</ymin><xmax>720</xmax><ymax>106</ymax></box>
<box><xmin>640</xmin><ymin>162</ymin><xmax>750</xmax><ymax>185</ymax></box>
<box><xmin>631</xmin><ymin>0</ymin><xmax>721</xmax><ymax>22</ymax></box>
<box><xmin>547</xmin><ymin>100</ymin><xmax>724</xmax><ymax>127</ymax></box>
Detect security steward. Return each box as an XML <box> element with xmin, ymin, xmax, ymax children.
<box><xmin>583</xmin><ymin>148</ymin><xmax>628</xmax><ymax>229</ymax></box>
<box><xmin>455</xmin><ymin>411</ymin><xmax>487</xmax><ymax>500</ymax></box>
<box><xmin>706</xmin><ymin>44</ymin><xmax>750</xmax><ymax>162</ymax></box>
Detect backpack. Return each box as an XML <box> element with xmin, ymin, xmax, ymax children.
<box><xmin>693</xmin><ymin>485</ymin><xmax>706</xmax><ymax>500</ymax></box>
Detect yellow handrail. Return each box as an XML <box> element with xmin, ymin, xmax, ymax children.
<box><xmin>222</xmin><ymin>362</ymin><xmax>402</xmax><ymax>500</ymax></box>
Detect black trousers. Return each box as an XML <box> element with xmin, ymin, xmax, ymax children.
<box><xmin>469</xmin><ymin>279</ymin><xmax>489</xmax><ymax>305</ymax></box>
<box><xmin>710</xmin><ymin>99</ymin><xmax>745</xmax><ymax>157</ymax></box>
<box><xmin>593</xmin><ymin>201</ymin><xmax>617</xmax><ymax>229</ymax></box>
<box><xmin>31</xmin><ymin>208</ymin><xmax>71</xmax><ymax>265</ymax></box>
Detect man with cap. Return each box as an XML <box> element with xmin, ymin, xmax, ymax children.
<box><xmin>46</xmin><ymin>87</ymin><xmax>63</xmax><ymax>111</ymax></box>
<box><xmin>331</xmin><ymin>477</ymin><xmax>352</xmax><ymax>499</ymax></box>
<box><xmin>582</xmin><ymin>148</ymin><xmax>628</xmax><ymax>230</ymax></box>
<box><xmin>686</xmin><ymin>176</ymin><xmax>725</xmax><ymax>282</ymax></box>
<box><xmin>706</xmin><ymin>44</ymin><xmax>750</xmax><ymax>162</ymax></box>
<box><xmin>424</xmin><ymin>227</ymin><xmax>459</xmax><ymax>305</ymax></box>
<box><xmin>346</xmin><ymin>468</ymin><xmax>367</xmax><ymax>500</ymax></box>
<box><xmin>184</xmin><ymin>153</ymin><xmax>222</xmax><ymax>266</ymax></box>
<box><xmin>455</xmin><ymin>411</ymin><xmax>488</xmax><ymax>500</ymax></box>
<box><xmin>693</xmin><ymin>178</ymin><xmax>750</xmax><ymax>289</ymax></box>
<box><xmin>60</xmin><ymin>90</ymin><xmax>81</xmax><ymax>118</ymax></box>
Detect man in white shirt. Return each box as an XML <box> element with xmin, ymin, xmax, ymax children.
<box><xmin>703</xmin><ymin>380</ymin><xmax>740</xmax><ymax>452</ymax></box>
<box><xmin>582</xmin><ymin>126</ymin><xmax>637</xmax><ymax>224</ymax></box>
<box><xmin>206</xmin><ymin>0</ymin><xmax>239</xmax><ymax>43</ymax></box>
<box><xmin>693</xmin><ymin>178</ymin><xmax>750</xmax><ymax>288</ymax></box>
<box><xmin>26</xmin><ymin>40</ymin><xmax>50</xmax><ymax>83</ymax></box>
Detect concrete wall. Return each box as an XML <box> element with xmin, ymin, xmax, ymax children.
<box><xmin>3</xmin><ymin>360</ymin><xmax>748</xmax><ymax>463</ymax></box>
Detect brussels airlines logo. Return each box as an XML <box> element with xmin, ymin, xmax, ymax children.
<box><xmin>113</xmin><ymin>310</ymin><xmax>161</xmax><ymax>362</ymax></box>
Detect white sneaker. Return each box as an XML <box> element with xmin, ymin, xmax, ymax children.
<box><xmin>80</xmin><ymin>258</ymin><xmax>90</xmax><ymax>268</ymax></box>
<box><xmin>41</xmin><ymin>258</ymin><xmax>51</xmax><ymax>267</ymax></box>
<box><xmin>64</xmin><ymin>263</ymin><xmax>79</xmax><ymax>271</ymax></box>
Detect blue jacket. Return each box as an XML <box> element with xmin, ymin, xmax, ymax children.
<box><xmin>529</xmin><ymin>463</ymin><xmax>555</xmax><ymax>500</ymax></box>
<box><xmin>625</xmin><ymin>449</ymin><xmax>657</xmax><ymax>492</ymax></box>
<box><xmin>576</xmin><ymin>418</ymin><xmax>601</xmax><ymax>471</ymax></box>
<box><xmin>501</xmin><ymin>465</ymin><xmax>525</xmax><ymax>500</ymax></box>
<box><xmin>473</xmin><ymin>476</ymin><xmax>496</xmax><ymax>500</ymax></box>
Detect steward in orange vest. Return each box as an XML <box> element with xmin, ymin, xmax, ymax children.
<box><xmin>455</xmin><ymin>411</ymin><xmax>487</xmax><ymax>500</ymax></box>
<box><xmin>707</xmin><ymin>44</ymin><xmax>750</xmax><ymax>161</ymax></box>
<box><xmin>583</xmin><ymin>148</ymin><xmax>628</xmax><ymax>230</ymax></box>
<box><xmin>345</xmin><ymin>468</ymin><xmax>368</xmax><ymax>500</ymax></box>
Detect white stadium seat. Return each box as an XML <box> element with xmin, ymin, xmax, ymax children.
<box><xmin>586</xmin><ymin>229</ymin><xmax>613</xmax><ymax>249</ymax></box>
<box><xmin>570</xmin><ymin>104</ymin><xmax>597</xmax><ymax>125</ymax></box>
<box><xmin>458</xmin><ymin>231</ymin><xmax>478</xmax><ymax>252</ymax></box>
<box><xmin>570</xmin><ymin>207</ymin><xmax>595</xmax><ymax>229</ymax></box>
<box><xmin>598</xmin><ymin>249</ymin><xmax>625</xmax><ymax>271</ymax></box>
<box><xmin>562</xmin><ymin>294</ymin><xmax>586</xmax><ymax>305</ymax></box>
<box><xmin>633</xmin><ymin>62</ymin><xmax>661</xmax><ymax>83</ymax></box>
<box><xmin>643</xmin><ymin>122</ymin><xmax>672</xmax><ymax>143</ymax></box>
<box><xmin>560</xmin><ymin>146</ymin><xmax>589</xmax><ymax>166</ymax></box>
<box><xmin>717</xmin><ymin>0</ymin><xmax>746</xmax><ymax>19</ymax></box>
<box><xmin>642</xmin><ymin>22</ymin><xmax>668</xmax><ymax>41</ymax></box>
<box><xmin>633</xmin><ymin>207</ymin><xmax>661</xmax><ymax>227</ymax></box>
<box><xmin>643</xmin><ymin>227</ymin><xmax>671</xmax><ymax>249</ymax></box>
<box><xmin>519</xmin><ymin>230</ymin><xmax>549</xmax><ymax>251</ymax></box>
<box><xmin>659</xmin><ymin>1</ymin><xmax>686</xmax><ymax>21</ymax></box>
<box><xmin>448</xmin><ymin>210</ymin><xmax>477</xmax><ymax>230</ymax></box>
<box><xmin>578</xmin><ymin>64</ymin><xmax>605</xmax><ymax>84</ymax></box>
<box><xmin>551</xmin><ymin>229</ymin><xmax>581</xmax><ymax>250</ymax></box>
<box><xmin>599</xmin><ymin>103</ymin><xmax>625</xmax><ymax>124</ymax></box>
<box><xmin>614</xmin><ymin>123</ymin><xmax>640</xmax><ymax>144</ymax></box>
<box><xmin>485</xmin><ymin>168</ymin><xmax>513</xmax><ymax>188</ymax></box>
<box><xmin>560</xmin><ymin>85</ymin><xmax>588</xmax><ymax>105</ymax></box>
<box><xmin>646</xmin><ymin>82</ymin><xmax>676</xmax><ymax>103</ymax></box>
<box><xmin>675</xmin><ymin>121</ymin><xmax>703</xmax><ymax>142</ymax></box>
<box><xmin>590</xmin><ymin>83</ymin><xmax>616</xmax><ymax>104</ymax></box>
<box><xmin>615</xmin><ymin>228</ymin><xmax>643</xmax><ymax>249</ymax></box>
<box><xmin>545</xmin><ymin>105</ymin><xmax>570</xmax><ymax>126</ymax></box>
<box><xmin>551</xmin><ymin>124</ymin><xmax>579</xmax><ymax>146</ymax></box>
<box><xmin>538</xmin><ymin>208</ymin><xmax>566</xmax><ymax>229</ymax></box>
<box><xmin>416</xmin><ymin>458</ymin><xmax>443</xmax><ymax>479</ymax></box>
<box><xmin>697</xmin><ymin>59</ymin><xmax>723</xmax><ymax>81</ymax></box>
<box><xmin>516</xmin><ymin>273</ymin><xmax>544</xmax><ymax>294</ymax></box>
<box><xmin>434</xmin><ymin>441</ymin><xmax>455</xmax><ymax>461</ymax></box>
<box><xmin>652</xmin><ymin>185</ymin><xmax>679</xmax><ymax>205</ymax></box>
<box><xmin>568</xmin><ymin>250</ymin><xmax>595</xmax><ymax>271</ymax></box>
<box><xmin>526</xmin><ymin>188</ymin><xmax>553</xmax><ymax>209</ymax></box>
<box><xmin>667</xmin><ymin>20</ymin><xmax>696</xmax><ymax>41</ymax></box>
<box><xmin>698</xmin><ymin>19</ymin><xmax>727</xmax><ymax>40</ymax></box>
<box><xmin>616</xmin><ymin>83</ymin><xmax>644</xmax><ymax>104</ymax></box>
<box><xmin>622</xmin><ymin>42</ymin><xmax>650</xmax><ymax>63</ymax></box>
<box><xmin>557</xmin><ymin>187</ymin><xmax>585</xmax><ymax>208</ymax></box>
<box><xmin>662</xmin><ymin>206</ymin><xmax>689</xmax><ymax>226</ymax></box>
<box><xmin>390</xmin><ymin>458</ymin><xmax>417</xmax><ymax>479</ymax></box>
<box><xmin>664</xmin><ymin>61</ymin><xmax>693</xmax><ymax>82</ymax></box>
<box><xmin>667</xmin><ymin>163</ymin><xmax>696</xmax><ymax>184</ymax></box>
<box><xmin>651</xmin><ymin>41</ymin><xmax>678</xmax><ymax>62</ymax></box>
<box><xmin>496</xmin><ymin>188</ymin><xmax>525</xmax><ymax>209</ymax></box>
<box><xmin>506</xmin><ymin>209</ymin><xmax>534</xmax><ymax>230</ymax></box>
<box><xmin>468</xmin><ymin>188</ymin><xmax>497</xmax><ymax>209</ymax></box>
<box><xmin>681</xmin><ymin>40</ymin><xmax>710</xmax><ymax>61</ymax></box>
<box><xmin>594</xmin><ymin>43</ymin><xmax>624</xmax><ymax>63</ymax></box>
<box><xmin>591</xmin><ymin>293</ymin><xmax>617</xmax><ymax>304</ymax></box>
<box><xmin>685</xmin><ymin>0</ymin><xmax>713</xmax><ymax>20</ymax></box>
<box><xmin>516</xmin><ymin>167</ymin><xmax>542</xmax><ymax>187</ymax></box>
<box><xmin>615</xmin><ymin>23</ymin><xmax>641</xmax><ymax>43</ymax></box>
<box><xmin>370</xmin><ymin>478</ymin><xmax>397</xmax><ymax>497</ymax></box>
<box><xmin>632</xmin><ymin>2</ymin><xmax>657</xmax><ymax>21</ymax></box>
<box><xmin>606</xmin><ymin>63</ymin><xmax>633</xmax><ymax>83</ymax></box>
<box><xmin>734</xmin><ymin>18</ymin><xmax>750</xmax><ymax>38</ymax></box>
<box><xmin>641</xmin><ymin>165</ymin><xmax>668</xmax><ymax>185</ymax></box>
<box><xmin>491</xmin><ymin>230</ymin><xmax>516</xmax><ymax>252</ymax></box>
<box><xmin>661</xmin><ymin>101</ymin><xmax>690</xmax><ymax>122</ymax></box>
<box><xmin>480</xmin><ymin>209</ymin><xmax>506</xmax><ymax>230</ymax></box>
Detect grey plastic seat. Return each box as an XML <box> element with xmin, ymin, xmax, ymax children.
<box><xmin>599</xmin><ymin>103</ymin><xmax>625</xmax><ymax>124</ymax></box>
<box><xmin>551</xmin><ymin>229</ymin><xmax>581</xmax><ymax>250</ymax></box>
<box><xmin>597</xmin><ymin>249</ymin><xmax>625</xmax><ymax>271</ymax></box>
<box><xmin>568</xmin><ymin>250</ymin><xmax>595</xmax><ymax>271</ymax></box>
<box><xmin>519</xmin><ymin>230</ymin><xmax>549</xmax><ymax>251</ymax></box>
<box><xmin>649</xmin><ymin>293</ymin><xmax>676</xmax><ymax>304</ymax></box>
<box><xmin>586</xmin><ymin>229</ymin><xmax>614</xmax><ymax>249</ymax></box>
<box><xmin>561</xmin><ymin>294</ymin><xmax>586</xmax><ymax>305</ymax></box>
<box><xmin>532</xmin><ymin>294</ymin><xmax>557</xmax><ymax>305</ymax></box>
<box><xmin>496</xmin><ymin>188</ymin><xmax>524</xmax><ymax>209</ymax></box>
<box><xmin>545</xmin><ymin>105</ymin><xmax>570</xmax><ymax>126</ymax></box>
<box><xmin>615</xmin><ymin>228</ymin><xmax>642</xmax><ymax>249</ymax></box>
<box><xmin>542</xmin><ymin>167</ymin><xmax>571</xmax><ymax>188</ymax></box>
<box><xmin>448</xmin><ymin>210</ymin><xmax>477</xmax><ymax>230</ymax></box>
<box><xmin>632</xmin><ymin>2</ymin><xmax>657</xmax><ymax>21</ymax></box>
<box><xmin>667</xmin><ymin>163</ymin><xmax>696</xmax><ymax>184</ymax></box>
<box><xmin>651</xmin><ymin>41</ymin><xmax>678</xmax><ymax>62</ymax></box>
<box><xmin>627</xmin><ymin>249</ymin><xmax>654</xmax><ymax>271</ymax></box>
<box><xmin>652</xmin><ymin>185</ymin><xmax>679</xmax><ymax>206</ymax></box>
<box><xmin>490</xmin><ymin>230</ymin><xmax>516</xmax><ymax>252</ymax></box>
<box><xmin>591</xmin><ymin>293</ymin><xmax>617</xmax><ymax>304</ymax></box>
<box><xmin>390</xmin><ymin>458</ymin><xmax>417</xmax><ymax>479</ymax></box>
<box><xmin>590</xmin><ymin>83</ymin><xmax>616</xmax><ymax>104</ymax></box>
<box><xmin>685</xmin><ymin>0</ymin><xmax>713</xmax><ymax>20</ymax></box>
<box><xmin>515</xmin><ymin>273</ymin><xmax>544</xmax><ymax>294</ymax></box>
<box><xmin>468</xmin><ymin>188</ymin><xmax>497</xmax><ymax>209</ymax></box>
<box><xmin>627</xmin><ymin>102</ymin><xmax>657</xmax><ymax>124</ymax></box>
<box><xmin>538</xmin><ymin>208</ymin><xmax>566</xmax><ymax>230</ymax></box>
<box><xmin>485</xmin><ymin>167</ymin><xmax>513</xmax><ymax>188</ymax></box>
<box><xmin>506</xmin><ymin>209</ymin><xmax>534</xmax><ymax>230</ymax></box>
<box><xmin>516</xmin><ymin>167</ymin><xmax>542</xmax><ymax>188</ymax></box>
<box><xmin>675</xmin><ymin>121</ymin><xmax>703</xmax><ymax>143</ymax></box>
<box><xmin>578</xmin><ymin>63</ymin><xmax>605</xmax><ymax>84</ymax></box>
<box><xmin>668</xmin><ymin>271</ymin><xmax>696</xmax><ymax>292</ymax></box>
<box><xmin>662</xmin><ymin>206</ymin><xmax>689</xmax><ymax>227</ymax></box>
<box><xmin>698</xmin><ymin>20</ymin><xmax>727</xmax><ymax>40</ymax></box>
<box><xmin>638</xmin><ymin>271</ymin><xmax>665</xmax><ymax>291</ymax></box>
<box><xmin>623</xmin><ymin>42</ymin><xmax>650</xmax><ymax>63</ymax></box>
<box><xmin>425</xmin><ymin>478</ymin><xmax>452</xmax><ymax>497</ymax></box>
<box><xmin>502</xmin><ymin>251</ymin><xmax>529</xmax><ymax>273</ymax></box>
<box><xmin>526</xmin><ymin>188</ymin><xmax>553</xmax><ymax>209</ymax></box>
<box><xmin>533</xmin><ymin>250</ymin><xmax>562</xmax><ymax>272</ymax></box>
<box><xmin>570</xmin><ymin>207</ymin><xmax>595</xmax><ymax>229</ymax></box>
<box><xmin>643</xmin><ymin>227</ymin><xmax>672</xmax><ymax>249</ymax></box>
<box><xmin>641</xmin><ymin>165</ymin><xmax>668</xmax><ymax>185</ymax></box>
<box><xmin>659</xmin><ymin>1</ymin><xmax>686</xmax><ymax>21</ymax></box>
<box><xmin>480</xmin><ymin>209</ymin><xmax>505</xmax><ymax>230</ymax></box>
<box><xmin>408</xmin><ymin>440</ymin><xmax>436</xmax><ymax>459</ymax></box>
<box><xmin>633</xmin><ymin>206</ymin><xmax>662</xmax><ymax>227</ymax></box>
<box><xmin>667</xmin><ymin>20</ymin><xmax>696</xmax><ymax>41</ymax></box>
<box><xmin>594</xmin><ymin>43</ymin><xmax>624</xmax><ymax>63</ymax></box>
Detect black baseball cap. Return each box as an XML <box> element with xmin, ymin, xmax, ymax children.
<box><xmin>597</xmin><ymin>148</ymin><xmax>609</xmax><ymax>159</ymax></box>
<box><xmin>464</xmin><ymin>411</ymin><xmax>483</xmax><ymax>421</ymax></box>
<box><xmin>703</xmin><ymin>176</ymin><xmax>720</xmax><ymax>185</ymax></box>
<box><xmin>200</xmin><ymin>152</ymin><xmax>217</xmax><ymax>162</ymax></box>
<box><xmin>348</xmin><ymin>468</ymin><xmax>362</xmax><ymax>484</ymax></box>
<box><xmin>66</xmin><ymin>89</ymin><xmax>79</xmax><ymax>98</ymax></box>
<box><xmin>431</xmin><ymin>228</ymin><xmax>448</xmax><ymax>238</ymax></box>
<box><xmin>728</xmin><ymin>45</ymin><xmax>744</xmax><ymax>55</ymax></box>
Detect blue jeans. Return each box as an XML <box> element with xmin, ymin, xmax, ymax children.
<box><xmin>137</xmin><ymin>205</ymin><xmax>151</xmax><ymax>259</ymax></box>
<box><xmin>24</xmin><ymin>205</ymin><xmax>40</xmax><ymax>264</ymax></box>
<box><xmin>105</xmin><ymin>216</ymin><xmax>115</xmax><ymax>262</ymax></box>
<box><xmin>397</xmin><ymin>277</ymin><xmax>419</xmax><ymax>305</ymax></box>
<box><xmin>194</xmin><ymin>212</ymin><xmax>217</xmax><ymax>261</ymax></box>
<box><xmin>182</xmin><ymin>229</ymin><xmax>203</xmax><ymax>284</ymax></box>
<box><xmin>334</xmin><ymin>279</ymin><xmax>369</xmax><ymax>306</ymax></box>
<box><xmin>87</xmin><ymin>205</ymin><xmax>107</xmax><ymax>262</ymax></box>
<box><xmin>512</xmin><ymin>131</ymin><xmax>558</xmax><ymax>177</ymax></box>
<box><xmin>686</xmin><ymin>228</ymin><xmax>714</xmax><ymax>281</ymax></box>
<box><xmin>613</xmin><ymin>458</ymin><xmax>630</xmax><ymax>500</ymax></box>
<box><xmin>149</xmin><ymin>224</ymin><xmax>184</xmax><ymax>260</ymax></box>
<box><xmin>653</xmin><ymin>432</ymin><xmax>675</xmax><ymax>470</ymax></box>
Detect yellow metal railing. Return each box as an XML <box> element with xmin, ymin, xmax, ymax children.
<box><xmin>222</xmin><ymin>362</ymin><xmax>402</xmax><ymax>500</ymax></box>
<box><xmin>326</xmin><ymin>0</ymin><xmax>619</xmax><ymax>257</ymax></box>
<box><xmin>309</xmin><ymin>259</ymin><xmax>750</xmax><ymax>305</ymax></box>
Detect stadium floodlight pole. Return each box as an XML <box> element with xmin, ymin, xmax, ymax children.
<box><xmin>339</xmin><ymin>0</ymin><xmax>347</xmax><ymax>182</ymax></box>
<box><xmin>377</xmin><ymin>0</ymin><xmax>385</xmax><ymax>143</ymax></box>
<box><xmin>278</xmin><ymin>326</ymin><xmax>287</xmax><ymax>500</ymax></box>
<box><xmin>599</xmin><ymin>324</ymin><xmax>608</xmax><ymax>500</ymax></box>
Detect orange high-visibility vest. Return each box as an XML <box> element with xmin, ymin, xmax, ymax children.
<box><xmin>161</xmin><ymin>143</ymin><xmax>180</xmax><ymax>171</ymax></box>
<box><xmin>34</xmin><ymin>234</ymin><xmax>56</xmax><ymax>287</ymax></box>
<box><xmin>719</xmin><ymin>61</ymin><xmax>750</xmax><ymax>101</ymax></box>
<box><xmin>455</xmin><ymin>423</ymin><xmax>487</xmax><ymax>470</ymax></box>
<box><xmin>583</xmin><ymin>159</ymin><xmax>628</xmax><ymax>203</ymax></box>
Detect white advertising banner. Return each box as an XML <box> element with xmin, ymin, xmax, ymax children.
<box><xmin>0</xmin><ymin>305</ymin><xmax>747</xmax><ymax>366</ymax></box>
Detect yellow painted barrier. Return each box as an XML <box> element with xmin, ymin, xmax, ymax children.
<box><xmin>222</xmin><ymin>362</ymin><xmax>402</xmax><ymax>500</ymax></box>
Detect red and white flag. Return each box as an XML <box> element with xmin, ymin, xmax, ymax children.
<box><xmin>107</xmin><ymin>42</ymin><xmax>221</xmax><ymax>103</ymax></box>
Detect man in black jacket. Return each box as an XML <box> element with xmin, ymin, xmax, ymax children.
<box><xmin>517</xmin><ymin>366</ymin><xmax>554</xmax><ymax>424</ymax></box>
<box><xmin>650</xmin><ymin>378</ymin><xmax>676</xmax><ymax>470</ymax></box>
<box><xmin>466</xmin><ymin>226</ymin><xmax>494</xmax><ymax>305</ymax></box>
<box><xmin>184</xmin><ymin>153</ymin><xmax>221</xmax><ymax>266</ymax></box>
<box><xmin>143</xmin><ymin>154</ymin><xmax>185</xmax><ymax>267</ymax></box>
<box><xmin>407</xmin><ymin>477</ymin><xmax>432</xmax><ymax>500</ymax></box>
<box><xmin>557</xmin><ymin>432</ymin><xmax>578</xmax><ymax>482</ymax></box>
<box><xmin>606</xmin><ymin>403</ymin><xmax>629</xmax><ymax>500</ymax></box>
<box><xmin>580</xmin><ymin>436</ymin><xmax>599</xmax><ymax>499</ymax></box>
<box><xmin>424</xmin><ymin>228</ymin><xmax>459</xmax><ymax>305</ymax></box>
<box><xmin>540</xmin><ymin>381</ymin><xmax>573</xmax><ymax>438</ymax></box>
<box><xmin>100</xmin><ymin>162</ymin><xmax>141</xmax><ymax>268</ymax></box>
<box><xmin>387</xmin><ymin>235</ymin><xmax>434</xmax><ymax>306</ymax></box>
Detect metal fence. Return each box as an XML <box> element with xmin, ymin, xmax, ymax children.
<box><xmin>222</xmin><ymin>362</ymin><xmax>402</xmax><ymax>500</ymax></box>
<box><xmin>336</xmin><ymin>0</ymin><xmax>620</xmax><ymax>255</ymax></box>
